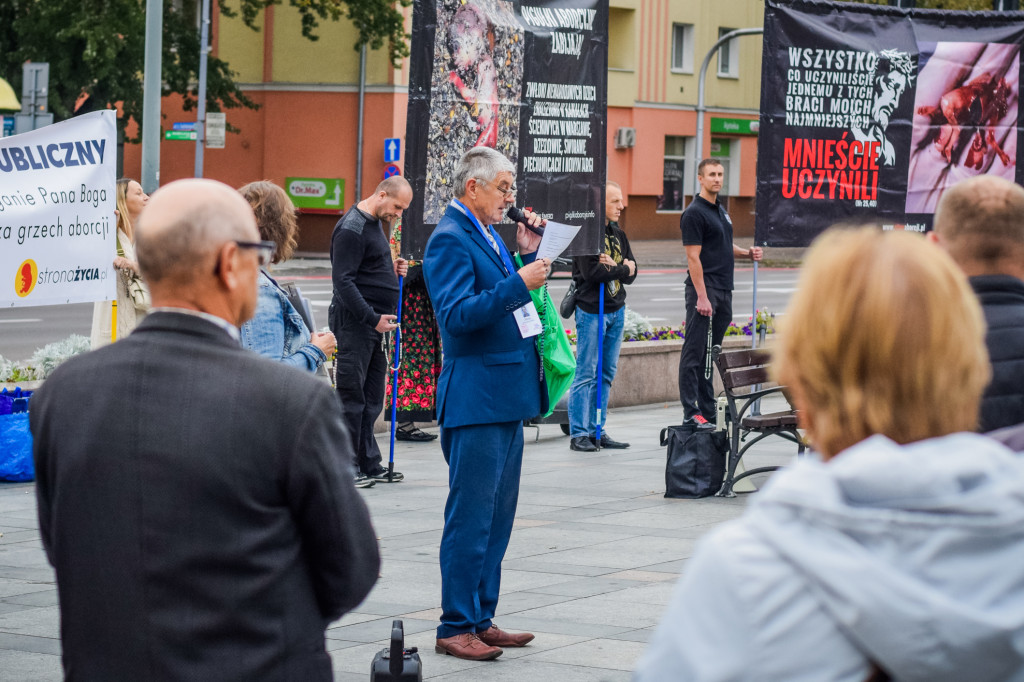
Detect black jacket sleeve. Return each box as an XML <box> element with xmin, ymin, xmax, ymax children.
<box><xmin>619</xmin><ymin>228</ymin><xmax>638</xmax><ymax>285</ymax></box>
<box><xmin>573</xmin><ymin>254</ymin><xmax>631</xmax><ymax>285</ymax></box>
<box><xmin>331</xmin><ymin>225</ymin><xmax>378</xmax><ymax>327</ymax></box>
<box><xmin>285</xmin><ymin>387</ymin><xmax>380</xmax><ymax>620</ymax></box>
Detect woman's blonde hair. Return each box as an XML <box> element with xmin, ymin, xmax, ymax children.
<box><xmin>238</xmin><ymin>181</ymin><xmax>298</xmax><ymax>264</ymax></box>
<box><xmin>115</xmin><ymin>177</ymin><xmax>134</xmax><ymax>242</ymax></box>
<box><xmin>774</xmin><ymin>227</ymin><xmax>989</xmax><ymax>458</ymax></box>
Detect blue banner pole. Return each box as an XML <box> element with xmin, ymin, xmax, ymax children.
<box><xmin>595</xmin><ymin>286</ymin><xmax>605</xmax><ymax>445</ymax></box>
<box><xmin>387</xmin><ymin>275</ymin><xmax>404</xmax><ymax>482</ymax></box>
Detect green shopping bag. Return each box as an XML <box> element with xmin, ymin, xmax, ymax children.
<box><xmin>515</xmin><ymin>254</ymin><xmax>576</xmax><ymax>416</ymax></box>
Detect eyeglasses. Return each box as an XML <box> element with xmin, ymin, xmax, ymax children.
<box><xmin>235</xmin><ymin>240</ymin><xmax>276</xmax><ymax>266</ymax></box>
<box><xmin>478</xmin><ymin>180</ymin><xmax>517</xmax><ymax>198</ymax></box>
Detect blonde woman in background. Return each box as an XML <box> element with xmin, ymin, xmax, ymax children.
<box><xmin>91</xmin><ymin>178</ymin><xmax>150</xmax><ymax>347</ymax></box>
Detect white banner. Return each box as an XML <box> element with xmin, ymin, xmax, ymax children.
<box><xmin>0</xmin><ymin>110</ymin><xmax>117</xmax><ymax>308</ymax></box>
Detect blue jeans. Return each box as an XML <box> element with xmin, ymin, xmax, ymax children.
<box><xmin>569</xmin><ymin>307</ymin><xmax>625</xmax><ymax>438</ymax></box>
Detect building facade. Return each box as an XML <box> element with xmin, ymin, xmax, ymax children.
<box><xmin>123</xmin><ymin>0</ymin><xmax>764</xmax><ymax>248</ymax></box>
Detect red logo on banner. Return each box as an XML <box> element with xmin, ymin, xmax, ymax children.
<box><xmin>14</xmin><ymin>259</ymin><xmax>38</xmax><ymax>298</ymax></box>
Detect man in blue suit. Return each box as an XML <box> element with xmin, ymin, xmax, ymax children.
<box><xmin>424</xmin><ymin>146</ymin><xmax>550</xmax><ymax>661</ymax></box>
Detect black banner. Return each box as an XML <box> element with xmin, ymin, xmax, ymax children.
<box><xmin>403</xmin><ymin>0</ymin><xmax>608</xmax><ymax>259</ymax></box>
<box><xmin>756</xmin><ymin>0</ymin><xmax>1024</xmax><ymax>246</ymax></box>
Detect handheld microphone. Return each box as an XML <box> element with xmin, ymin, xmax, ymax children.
<box><xmin>506</xmin><ymin>206</ymin><xmax>545</xmax><ymax>237</ymax></box>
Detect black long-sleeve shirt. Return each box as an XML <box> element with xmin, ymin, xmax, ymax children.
<box><xmin>330</xmin><ymin>207</ymin><xmax>400</xmax><ymax>327</ymax></box>
<box><xmin>571</xmin><ymin>221</ymin><xmax>638</xmax><ymax>314</ymax></box>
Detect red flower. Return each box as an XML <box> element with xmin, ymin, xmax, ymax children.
<box><xmin>413</xmin><ymin>370</ymin><xmax>421</xmax><ymax>378</ymax></box>
<box><xmin>415</xmin><ymin>386</ymin><xmax>424</xmax><ymax>394</ymax></box>
<box><xmin>402</xmin><ymin>397</ymin><xmax>411</xmax><ymax>406</ymax></box>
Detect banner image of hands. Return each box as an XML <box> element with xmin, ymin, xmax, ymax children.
<box><xmin>756</xmin><ymin>0</ymin><xmax>1024</xmax><ymax>247</ymax></box>
<box><xmin>404</xmin><ymin>0</ymin><xmax>607</xmax><ymax>259</ymax></box>
<box><xmin>0</xmin><ymin>111</ymin><xmax>117</xmax><ymax>307</ymax></box>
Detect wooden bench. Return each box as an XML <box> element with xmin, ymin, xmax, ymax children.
<box><xmin>712</xmin><ymin>345</ymin><xmax>806</xmax><ymax>497</ymax></box>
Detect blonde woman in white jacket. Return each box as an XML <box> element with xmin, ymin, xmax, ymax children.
<box><xmin>90</xmin><ymin>178</ymin><xmax>149</xmax><ymax>347</ymax></box>
<box><xmin>636</xmin><ymin>228</ymin><xmax>1024</xmax><ymax>682</ymax></box>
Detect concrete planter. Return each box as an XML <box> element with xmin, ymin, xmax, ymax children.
<box><xmin>1</xmin><ymin>381</ymin><xmax>44</xmax><ymax>393</ymax></box>
<box><xmin>607</xmin><ymin>335</ymin><xmax>774</xmax><ymax>409</ymax></box>
<box><xmin>371</xmin><ymin>335</ymin><xmax>776</xmax><ymax>433</ymax></box>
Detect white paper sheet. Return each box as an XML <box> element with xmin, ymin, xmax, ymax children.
<box><xmin>535</xmin><ymin>220</ymin><xmax>582</xmax><ymax>261</ymax></box>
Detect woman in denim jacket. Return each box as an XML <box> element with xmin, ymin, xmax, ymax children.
<box><xmin>239</xmin><ymin>181</ymin><xmax>336</xmax><ymax>371</ymax></box>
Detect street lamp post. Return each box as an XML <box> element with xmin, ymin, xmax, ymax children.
<box><xmin>693</xmin><ymin>27</ymin><xmax>763</xmax><ymax>197</ymax></box>
<box><xmin>194</xmin><ymin>0</ymin><xmax>212</xmax><ymax>178</ymax></box>
<box><xmin>693</xmin><ymin>27</ymin><xmax>763</xmax><ymax>349</ymax></box>
<box><xmin>141</xmin><ymin>0</ymin><xmax>163</xmax><ymax>193</ymax></box>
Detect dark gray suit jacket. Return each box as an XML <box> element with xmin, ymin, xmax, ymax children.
<box><xmin>32</xmin><ymin>311</ymin><xmax>380</xmax><ymax>681</ymax></box>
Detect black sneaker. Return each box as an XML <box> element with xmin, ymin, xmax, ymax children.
<box><xmin>593</xmin><ymin>433</ymin><xmax>630</xmax><ymax>449</ymax></box>
<box><xmin>569</xmin><ymin>435</ymin><xmax>599</xmax><ymax>452</ymax></box>
<box><xmin>685</xmin><ymin>414</ymin><xmax>716</xmax><ymax>431</ymax></box>
<box><xmin>354</xmin><ymin>473</ymin><xmax>376</xmax><ymax>489</ymax></box>
<box><xmin>366</xmin><ymin>467</ymin><xmax>404</xmax><ymax>483</ymax></box>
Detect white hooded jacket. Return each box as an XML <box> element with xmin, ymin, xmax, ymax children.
<box><xmin>635</xmin><ymin>433</ymin><xmax>1024</xmax><ymax>681</ymax></box>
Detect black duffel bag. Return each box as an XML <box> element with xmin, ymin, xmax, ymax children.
<box><xmin>660</xmin><ymin>424</ymin><xmax>727</xmax><ymax>498</ymax></box>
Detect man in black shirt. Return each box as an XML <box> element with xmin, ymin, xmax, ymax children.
<box><xmin>330</xmin><ymin>176</ymin><xmax>411</xmax><ymax>486</ymax></box>
<box><xmin>567</xmin><ymin>181</ymin><xmax>638</xmax><ymax>452</ymax></box>
<box><xmin>679</xmin><ymin>159</ymin><xmax>762</xmax><ymax>428</ymax></box>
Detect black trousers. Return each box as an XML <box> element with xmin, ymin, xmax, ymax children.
<box><xmin>678</xmin><ymin>283</ymin><xmax>732</xmax><ymax>420</ymax></box>
<box><xmin>331</xmin><ymin>305</ymin><xmax>386</xmax><ymax>475</ymax></box>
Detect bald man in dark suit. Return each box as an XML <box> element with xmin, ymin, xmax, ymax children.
<box><xmin>32</xmin><ymin>179</ymin><xmax>380</xmax><ymax>681</ymax></box>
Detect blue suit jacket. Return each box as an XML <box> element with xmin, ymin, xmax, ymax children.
<box><xmin>424</xmin><ymin>204</ymin><xmax>546</xmax><ymax>428</ymax></box>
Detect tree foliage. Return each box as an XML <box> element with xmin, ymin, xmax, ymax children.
<box><xmin>230</xmin><ymin>0</ymin><xmax>411</xmax><ymax>63</ymax></box>
<box><xmin>0</xmin><ymin>0</ymin><xmax>410</xmax><ymax>141</ymax></box>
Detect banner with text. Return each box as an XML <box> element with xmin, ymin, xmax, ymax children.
<box><xmin>757</xmin><ymin>0</ymin><xmax>1024</xmax><ymax>246</ymax></box>
<box><xmin>0</xmin><ymin>110</ymin><xmax>117</xmax><ymax>307</ymax></box>
<box><xmin>404</xmin><ymin>0</ymin><xmax>607</xmax><ymax>259</ymax></box>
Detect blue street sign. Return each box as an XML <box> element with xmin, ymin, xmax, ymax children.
<box><xmin>384</xmin><ymin>138</ymin><xmax>401</xmax><ymax>163</ymax></box>
<box><xmin>2</xmin><ymin>116</ymin><xmax>13</xmax><ymax>137</ymax></box>
<box><xmin>172</xmin><ymin>121</ymin><xmax>197</xmax><ymax>131</ymax></box>
<box><xmin>384</xmin><ymin>163</ymin><xmax>401</xmax><ymax>179</ymax></box>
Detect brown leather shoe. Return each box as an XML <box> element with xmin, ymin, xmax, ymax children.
<box><xmin>435</xmin><ymin>632</ymin><xmax>503</xmax><ymax>660</ymax></box>
<box><xmin>477</xmin><ymin>624</ymin><xmax>535</xmax><ymax>647</ymax></box>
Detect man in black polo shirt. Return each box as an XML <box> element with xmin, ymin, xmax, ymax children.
<box><xmin>330</xmin><ymin>176</ymin><xmax>411</xmax><ymax>486</ymax></box>
<box><xmin>678</xmin><ymin>159</ymin><xmax>762</xmax><ymax>428</ymax></box>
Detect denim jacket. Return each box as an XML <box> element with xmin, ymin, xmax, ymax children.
<box><xmin>240</xmin><ymin>271</ymin><xmax>326</xmax><ymax>372</ymax></box>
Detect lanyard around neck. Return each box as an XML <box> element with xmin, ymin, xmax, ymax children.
<box><xmin>451</xmin><ymin>199</ymin><xmax>515</xmax><ymax>276</ymax></box>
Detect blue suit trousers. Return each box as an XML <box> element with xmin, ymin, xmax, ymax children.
<box><xmin>437</xmin><ymin>421</ymin><xmax>524</xmax><ymax>639</ymax></box>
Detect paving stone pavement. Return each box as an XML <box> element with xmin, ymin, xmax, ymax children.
<box><xmin>0</xmin><ymin>401</ymin><xmax>801</xmax><ymax>680</ymax></box>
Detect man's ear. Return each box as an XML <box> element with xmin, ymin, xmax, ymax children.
<box><xmin>214</xmin><ymin>241</ymin><xmax>241</xmax><ymax>290</ymax></box>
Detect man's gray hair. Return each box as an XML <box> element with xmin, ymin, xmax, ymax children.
<box><xmin>454</xmin><ymin>147</ymin><xmax>516</xmax><ymax>198</ymax></box>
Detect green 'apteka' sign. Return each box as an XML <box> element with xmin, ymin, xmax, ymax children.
<box><xmin>710</xmin><ymin>117</ymin><xmax>759</xmax><ymax>135</ymax></box>
<box><xmin>285</xmin><ymin>177</ymin><xmax>345</xmax><ymax>211</ymax></box>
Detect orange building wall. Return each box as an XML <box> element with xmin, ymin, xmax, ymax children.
<box><xmin>606</xmin><ymin>106</ymin><xmax>758</xmax><ymax>239</ymax></box>
<box><xmin>121</xmin><ymin>90</ymin><xmax>410</xmax><ymax>251</ymax></box>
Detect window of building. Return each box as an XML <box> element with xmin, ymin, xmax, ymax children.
<box><xmin>671</xmin><ymin>24</ymin><xmax>695</xmax><ymax>73</ymax></box>
<box><xmin>717</xmin><ymin>28</ymin><xmax>739</xmax><ymax>78</ymax></box>
<box><xmin>658</xmin><ymin>136</ymin><xmax>693</xmax><ymax>212</ymax></box>
<box><xmin>609</xmin><ymin>8</ymin><xmax>636</xmax><ymax>70</ymax></box>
